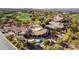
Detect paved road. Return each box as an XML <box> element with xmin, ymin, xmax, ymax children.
<box><xmin>0</xmin><ymin>32</ymin><xmax>17</xmax><ymax>50</ymax></box>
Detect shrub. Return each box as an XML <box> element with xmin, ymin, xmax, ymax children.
<box><xmin>71</xmin><ymin>40</ymin><xmax>79</xmax><ymax>46</ymax></box>
<box><xmin>17</xmin><ymin>36</ymin><xmax>25</xmax><ymax>41</ymax></box>
<box><xmin>51</xmin><ymin>44</ymin><xmax>64</xmax><ymax>50</ymax></box>
<box><xmin>6</xmin><ymin>35</ymin><xmax>13</xmax><ymax>41</ymax></box>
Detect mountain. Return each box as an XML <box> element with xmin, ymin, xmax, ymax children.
<box><xmin>0</xmin><ymin>8</ymin><xmax>79</xmax><ymax>12</ymax></box>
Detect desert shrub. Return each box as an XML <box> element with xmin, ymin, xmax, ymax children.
<box><xmin>50</xmin><ymin>44</ymin><xmax>64</xmax><ymax>50</ymax></box>
<box><xmin>17</xmin><ymin>36</ymin><xmax>25</xmax><ymax>41</ymax></box>
<box><xmin>6</xmin><ymin>35</ymin><xmax>13</xmax><ymax>41</ymax></box>
<box><xmin>71</xmin><ymin>40</ymin><xmax>79</xmax><ymax>46</ymax></box>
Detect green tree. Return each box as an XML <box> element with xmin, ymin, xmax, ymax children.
<box><xmin>43</xmin><ymin>40</ymin><xmax>50</xmax><ymax>49</ymax></box>
<box><xmin>62</xmin><ymin>28</ymin><xmax>73</xmax><ymax>43</ymax></box>
<box><xmin>6</xmin><ymin>35</ymin><xmax>13</xmax><ymax>41</ymax></box>
<box><xmin>57</xmin><ymin>39</ymin><xmax>63</xmax><ymax>44</ymax></box>
<box><xmin>28</xmin><ymin>40</ymin><xmax>36</xmax><ymax>45</ymax></box>
<box><xmin>17</xmin><ymin>36</ymin><xmax>25</xmax><ymax>41</ymax></box>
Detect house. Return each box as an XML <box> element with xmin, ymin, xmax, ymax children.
<box><xmin>46</xmin><ymin>21</ymin><xmax>64</xmax><ymax>30</ymax></box>
<box><xmin>29</xmin><ymin>24</ymin><xmax>48</xmax><ymax>37</ymax></box>
<box><xmin>53</xmin><ymin>15</ymin><xmax>63</xmax><ymax>22</ymax></box>
<box><xmin>5</xmin><ymin>31</ymin><xmax>15</xmax><ymax>36</ymax></box>
<box><xmin>45</xmin><ymin>15</ymin><xmax>64</xmax><ymax>30</ymax></box>
<box><xmin>18</xmin><ymin>26</ymin><xmax>28</xmax><ymax>35</ymax></box>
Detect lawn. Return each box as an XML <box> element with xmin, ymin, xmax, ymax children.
<box><xmin>16</xmin><ymin>12</ymin><xmax>31</xmax><ymax>23</ymax></box>
<box><xmin>72</xmin><ymin>14</ymin><xmax>79</xmax><ymax>20</ymax></box>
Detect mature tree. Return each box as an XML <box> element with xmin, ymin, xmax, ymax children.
<box><xmin>62</xmin><ymin>28</ymin><xmax>73</xmax><ymax>43</ymax></box>
<box><xmin>43</xmin><ymin>40</ymin><xmax>50</xmax><ymax>49</ymax></box>
<box><xmin>28</xmin><ymin>40</ymin><xmax>36</xmax><ymax>46</ymax></box>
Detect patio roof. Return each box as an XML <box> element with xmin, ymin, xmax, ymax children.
<box><xmin>31</xmin><ymin>29</ymin><xmax>47</xmax><ymax>36</ymax></box>
<box><xmin>29</xmin><ymin>24</ymin><xmax>48</xmax><ymax>36</ymax></box>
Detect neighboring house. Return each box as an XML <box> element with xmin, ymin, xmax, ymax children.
<box><xmin>46</xmin><ymin>21</ymin><xmax>64</xmax><ymax>30</ymax></box>
<box><xmin>53</xmin><ymin>15</ymin><xmax>63</xmax><ymax>22</ymax></box>
<box><xmin>45</xmin><ymin>15</ymin><xmax>64</xmax><ymax>30</ymax></box>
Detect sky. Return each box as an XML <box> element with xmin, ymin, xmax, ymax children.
<box><xmin>0</xmin><ymin>0</ymin><xmax>79</xmax><ymax>8</ymax></box>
